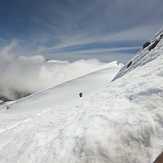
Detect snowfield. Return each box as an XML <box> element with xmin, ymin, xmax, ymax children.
<box><xmin>0</xmin><ymin>53</ymin><xmax>109</xmax><ymax>100</ymax></box>
<box><xmin>0</xmin><ymin>31</ymin><xmax>163</xmax><ymax>163</ymax></box>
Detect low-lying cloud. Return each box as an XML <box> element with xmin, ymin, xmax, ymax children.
<box><xmin>0</xmin><ymin>41</ymin><xmax>110</xmax><ymax>101</ymax></box>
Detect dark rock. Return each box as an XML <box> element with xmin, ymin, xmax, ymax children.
<box><xmin>143</xmin><ymin>41</ymin><xmax>151</xmax><ymax>49</ymax></box>
<box><xmin>126</xmin><ymin>61</ymin><xmax>132</xmax><ymax>68</ymax></box>
<box><xmin>148</xmin><ymin>40</ymin><xmax>160</xmax><ymax>51</ymax></box>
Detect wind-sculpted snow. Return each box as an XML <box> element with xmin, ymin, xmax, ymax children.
<box><xmin>0</xmin><ymin>53</ymin><xmax>162</xmax><ymax>163</ymax></box>
<box><xmin>0</xmin><ymin>33</ymin><xmax>163</xmax><ymax>163</ymax></box>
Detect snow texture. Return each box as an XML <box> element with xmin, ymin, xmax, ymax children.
<box><xmin>0</xmin><ymin>31</ymin><xmax>163</xmax><ymax>163</ymax></box>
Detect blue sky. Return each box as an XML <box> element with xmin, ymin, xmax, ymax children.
<box><xmin>0</xmin><ymin>0</ymin><xmax>163</xmax><ymax>62</ymax></box>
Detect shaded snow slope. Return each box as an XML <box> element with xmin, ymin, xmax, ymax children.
<box><xmin>113</xmin><ymin>30</ymin><xmax>163</xmax><ymax>80</ymax></box>
<box><xmin>0</xmin><ymin>32</ymin><xmax>163</xmax><ymax>163</ymax></box>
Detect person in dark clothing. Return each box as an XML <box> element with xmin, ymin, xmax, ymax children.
<box><xmin>148</xmin><ymin>39</ymin><xmax>160</xmax><ymax>51</ymax></box>
<box><xmin>79</xmin><ymin>92</ymin><xmax>83</xmax><ymax>98</ymax></box>
<box><xmin>143</xmin><ymin>41</ymin><xmax>151</xmax><ymax>49</ymax></box>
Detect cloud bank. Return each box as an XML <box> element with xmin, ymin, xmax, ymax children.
<box><xmin>0</xmin><ymin>41</ymin><xmax>111</xmax><ymax>101</ymax></box>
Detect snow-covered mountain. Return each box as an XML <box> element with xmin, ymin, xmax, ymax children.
<box><xmin>113</xmin><ymin>29</ymin><xmax>163</xmax><ymax>80</ymax></box>
<box><xmin>0</xmin><ymin>30</ymin><xmax>163</xmax><ymax>163</ymax></box>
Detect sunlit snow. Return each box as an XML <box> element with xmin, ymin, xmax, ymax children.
<box><xmin>0</xmin><ymin>31</ymin><xmax>163</xmax><ymax>163</ymax></box>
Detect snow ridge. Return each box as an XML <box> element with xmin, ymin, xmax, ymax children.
<box><xmin>113</xmin><ymin>31</ymin><xmax>163</xmax><ymax>81</ymax></box>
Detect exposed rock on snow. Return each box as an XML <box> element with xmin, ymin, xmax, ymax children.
<box><xmin>113</xmin><ymin>30</ymin><xmax>163</xmax><ymax>81</ymax></box>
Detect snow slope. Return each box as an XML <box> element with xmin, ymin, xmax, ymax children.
<box><xmin>0</xmin><ymin>61</ymin><xmax>121</xmax><ymax>113</ymax></box>
<box><xmin>0</xmin><ymin>32</ymin><xmax>163</xmax><ymax>163</ymax></box>
<box><xmin>0</xmin><ymin>56</ymin><xmax>108</xmax><ymax>100</ymax></box>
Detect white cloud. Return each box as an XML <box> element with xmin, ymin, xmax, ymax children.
<box><xmin>0</xmin><ymin>41</ymin><xmax>109</xmax><ymax>100</ymax></box>
<box><xmin>36</xmin><ymin>24</ymin><xmax>162</xmax><ymax>57</ymax></box>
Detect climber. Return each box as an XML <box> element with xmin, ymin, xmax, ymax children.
<box><xmin>79</xmin><ymin>92</ymin><xmax>83</xmax><ymax>98</ymax></box>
